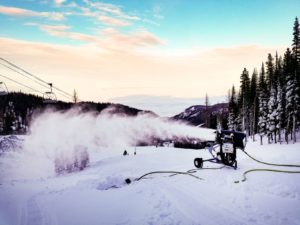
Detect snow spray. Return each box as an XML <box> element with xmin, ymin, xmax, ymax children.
<box><xmin>0</xmin><ymin>107</ymin><xmax>215</xmax><ymax>182</ymax></box>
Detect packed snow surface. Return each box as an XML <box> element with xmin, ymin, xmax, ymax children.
<box><xmin>0</xmin><ymin>110</ymin><xmax>300</xmax><ymax>225</ymax></box>
<box><xmin>1</xmin><ymin>137</ymin><xmax>300</xmax><ymax>225</ymax></box>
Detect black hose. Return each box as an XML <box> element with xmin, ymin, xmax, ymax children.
<box><xmin>234</xmin><ymin>168</ymin><xmax>300</xmax><ymax>183</ymax></box>
<box><xmin>186</xmin><ymin>166</ymin><xmax>226</xmax><ymax>174</ymax></box>
<box><xmin>234</xmin><ymin>150</ymin><xmax>300</xmax><ymax>183</ymax></box>
<box><xmin>136</xmin><ymin>171</ymin><xmax>204</xmax><ymax>181</ymax></box>
<box><xmin>130</xmin><ymin>149</ymin><xmax>300</xmax><ymax>185</ymax></box>
<box><xmin>242</xmin><ymin>150</ymin><xmax>300</xmax><ymax>167</ymax></box>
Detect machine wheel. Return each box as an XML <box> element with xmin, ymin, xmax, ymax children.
<box><xmin>194</xmin><ymin>158</ymin><xmax>203</xmax><ymax>168</ymax></box>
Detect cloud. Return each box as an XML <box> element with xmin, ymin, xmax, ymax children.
<box><xmin>83</xmin><ymin>0</ymin><xmax>140</xmax><ymax>21</ymax></box>
<box><xmin>152</xmin><ymin>5</ymin><xmax>164</xmax><ymax>20</ymax></box>
<box><xmin>41</xmin><ymin>24</ymin><xmax>71</xmax><ymax>36</ymax></box>
<box><xmin>27</xmin><ymin>22</ymin><xmax>164</xmax><ymax>51</ymax></box>
<box><xmin>0</xmin><ymin>37</ymin><xmax>284</xmax><ymax>105</ymax></box>
<box><xmin>98</xmin><ymin>15</ymin><xmax>130</xmax><ymax>27</ymax></box>
<box><xmin>101</xmin><ymin>28</ymin><xmax>165</xmax><ymax>48</ymax></box>
<box><xmin>54</xmin><ymin>0</ymin><xmax>65</xmax><ymax>6</ymax></box>
<box><xmin>0</xmin><ymin>5</ymin><xmax>65</xmax><ymax>21</ymax></box>
<box><xmin>0</xmin><ymin>5</ymin><xmax>38</xmax><ymax>17</ymax></box>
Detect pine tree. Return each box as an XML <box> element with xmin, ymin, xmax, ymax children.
<box><xmin>228</xmin><ymin>85</ymin><xmax>237</xmax><ymax>130</ymax></box>
<box><xmin>240</xmin><ymin>68</ymin><xmax>251</xmax><ymax>134</ymax></box>
<box><xmin>204</xmin><ymin>93</ymin><xmax>210</xmax><ymax>128</ymax></box>
<box><xmin>266</xmin><ymin>53</ymin><xmax>275</xmax><ymax>92</ymax></box>
<box><xmin>267</xmin><ymin>86</ymin><xmax>277</xmax><ymax>143</ymax></box>
<box><xmin>276</xmin><ymin>83</ymin><xmax>283</xmax><ymax>143</ymax></box>
<box><xmin>283</xmin><ymin>48</ymin><xmax>293</xmax><ymax>138</ymax></box>
<box><xmin>292</xmin><ymin>17</ymin><xmax>300</xmax><ymax>66</ymax></box>
<box><xmin>292</xmin><ymin>17</ymin><xmax>300</xmax><ymax>139</ymax></box>
<box><xmin>250</xmin><ymin>68</ymin><xmax>259</xmax><ymax>139</ymax></box>
<box><xmin>285</xmin><ymin>74</ymin><xmax>299</xmax><ymax>143</ymax></box>
<box><xmin>258</xmin><ymin>63</ymin><xmax>268</xmax><ymax>145</ymax></box>
<box><xmin>3</xmin><ymin>101</ymin><xmax>17</xmax><ymax>134</ymax></box>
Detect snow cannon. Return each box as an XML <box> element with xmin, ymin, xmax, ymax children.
<box><xmin>194</xmin><ymin>130</ymin><xmax>246</xmax><ymax>169</ymax></box>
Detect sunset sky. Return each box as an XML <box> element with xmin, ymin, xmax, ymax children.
<box><xmin>0</xmin><ymin>0</ymin><xmax>299</xmax><ymax>114</ymax></box>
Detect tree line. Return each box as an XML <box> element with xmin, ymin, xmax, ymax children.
<box><xmin>0</xmin><ymin>92</ymin><xmax>150</xmax><ymax>135</ymax></box>
<box><xmin>227</xmin><ymin>17</ymin><xmax>300</xmax><ymax>145</ymax></box>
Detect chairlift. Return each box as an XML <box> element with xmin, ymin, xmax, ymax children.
<box><xmin>0</xmin><ymin>81</ymin><xmax>8</xmax><ymax>96</ymax></box>
<box><xmin>43</xmin><ymin>83</ymin><xmax>57</xmax><ymax>104</ymax></box>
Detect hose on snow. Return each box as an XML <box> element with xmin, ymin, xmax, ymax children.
<box><xmin>234</xmin><ymin>149</ymin><xmax>300</xmax><ymax>183</ymax></box>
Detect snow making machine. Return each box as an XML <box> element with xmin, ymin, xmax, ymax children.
<box><xmin>194</xmin><ymin>130</ymin><xmax>246</xmax><ymax>169</ymax></box>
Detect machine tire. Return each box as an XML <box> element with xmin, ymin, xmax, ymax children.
<box><xmin>194</xmin><ymin>158</ymin><xmax>203</xmax><ymax>168</ymax></box>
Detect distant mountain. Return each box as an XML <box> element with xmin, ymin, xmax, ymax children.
<box><xmin>172</xmin><ymin>103</ymin><xmax>229</xmax><ymax>128</ymax></box>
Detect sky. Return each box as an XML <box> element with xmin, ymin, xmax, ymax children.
<box><xmin>0</xmin><ymin>0</ymin><xmax>299</xmax><ymax>115</ymax></box>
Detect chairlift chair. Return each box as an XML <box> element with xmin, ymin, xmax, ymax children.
<box><xmin>0</xmin><ymin>81</ymin><xmax>8</xmax><ymax>96</ymax></box>
<box><xmin>43</xmin><ymin>83</ymin><xmax>57</xmax><ymax>104</ymax></box>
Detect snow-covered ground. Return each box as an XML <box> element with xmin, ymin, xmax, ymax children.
<box><xmin>1</xmin><ymin>135</ymin><xmax>300</xmax><ymax>225</ymax></box>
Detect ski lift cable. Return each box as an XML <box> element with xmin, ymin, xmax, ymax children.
<box><xmin>0</xmin><ymin>61</ymin><xmax>66</xmax><ymax>99</ymax></box>
<box><xmin>0</xmin><ymin>57</ymin><xmax>73</xmax><ymax>98</ymax></box>
<box><xmin>0</xmin><ymin>62</ymin><xmax>50</xmax><ymax>90</ymax></box>
<box><xmin>0</xmin><ymin>73</ymin><xmax>44</xmax><ymax>95</ymax></box>
<box><xmin>0</xmin><ymin>58</ymin><xmax>74</xmax><ymax>98</ymax></box>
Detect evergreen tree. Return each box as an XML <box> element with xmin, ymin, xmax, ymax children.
<box><xmin>276</xmin><ymin>83</ymin><xmax>283</xmax><ymax>143</ymax></box>
<box><xmin>292</xmin><ymin>17</ymin><xmax>300</xmax><ymax>65</ymax></box>
<box><xmin>266</xmin><ymin>53</ymin><xmax>275</xmax><ymax>92</ymax></box>
<box><xmin>283</xmin><ymin>48</ymin><xmax>293</xmax><ymax>135</ymax></box>
<box><xmin>3</xmin><ymin>101</ymin><xmax>17</xmax><ymax>134</ymax></box>
<box><xmin>258</xmin><ymin>63</ymin><xmax>268</xmax><ymax>145</ymax></box>
<box><xmin>267</xmin><ymin>86</ymin><xmax>278</xmax><ymax>143</ymax></box>
<box><xmin>228</xmin><ymin>85</ymin><xmax>237</xmax><ymax>130</ymax></box>
<box><xmin>204</xmin><ymin>93</ymin><xmax>210</xmax><ymax>128</ymax></box>
<box><xmin>240</xmin><ymin>68</ymin><xmax>251</xmax><ymax>134</ymax></box>
<box><xmin>285</xmin><ymin>74</ymin><xmax>299</xmax><ymax>143</ymax></box>
<box><xmin>235</xmin><ymin>90</ymin><xmax>243</xmax><ymax>131</ymax></box>
<box><xmin>292</xmin><ymin>17</ymin><xmax>300</xmax><ymax>134</ymax></box>
<box><xmin>250</xmin><ymin>68</ymin><xmax>259</xmax><ymax>138</ymax></box>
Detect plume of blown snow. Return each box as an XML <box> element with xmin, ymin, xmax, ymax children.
<box><xmin>23</xmin><ymin>107</ymin><xmax>215</xmax><ymax>154</ymax></box>
<box><xmin>0</xmin><ymin>107</ymin><xmax>215</xmax><ymax>182</ymax></box>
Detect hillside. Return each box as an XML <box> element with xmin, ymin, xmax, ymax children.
<box><xmin>0</xmin><ymin>92</ymin><xmax>155</xmax><ymax>135</ymax></box>
<box><xmin>172</xmin><ymin>103</ymin><xmax>228</xmax><ymax>128</ymax></box>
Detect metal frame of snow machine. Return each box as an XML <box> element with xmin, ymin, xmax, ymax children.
<box><xmin>194</xmin><ymin>130</ymin><xmax>246</xmax><ymax>169</ymax></box>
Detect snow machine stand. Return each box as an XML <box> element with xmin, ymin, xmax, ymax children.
<box><xmin>194</xmin><ymin>130</ymin><xmax>246</xmax><ymax>169</ymax></box>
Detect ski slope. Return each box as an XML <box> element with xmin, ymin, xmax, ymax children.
<box><xmin>1</xmin><ymin>136</ymin><xmax>300</xmax><ymax>225</ymax></box>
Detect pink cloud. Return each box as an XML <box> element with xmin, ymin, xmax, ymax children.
<box><xmin>0</xmin><ymin>37</ymin><xmax>284</xmax><ymax>102</ymax></box>
<box><xmin>0</xmin><ymin>6</ymin><xmax>38</xmax><ymax>17</ymax></box>
<box><xmin>0</xmin><ymin>5</ymin><xmax>65</xmax><ymax>21</ymax></box>
<box><xmin>101</xmin><ymin>28</ymin><xmax>165</xmax><ymax>48</ymax></box>
<box><xmin>27</xmin><ymin>22</ymin><xmax>164</xmax><ymax>52</ymax></box>
<box><xmin>83</xmin><ymin>0</ymin><xmax>140</xmax><ymax>21</ymax></box>
<box><xmin>98</xmin><ymin>15</ymin><xmax>130</xmax><ymax>27</ymax></box>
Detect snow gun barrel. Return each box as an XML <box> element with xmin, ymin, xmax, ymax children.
<box><xmin>217</xmin><ymin>130</ymin><xmax>246</xmax><ymax>150</ymax></box>
<box><xmin>194</xmin><ymin>130</ymin><xmax>246</xmax><ymax>170</ymax></box>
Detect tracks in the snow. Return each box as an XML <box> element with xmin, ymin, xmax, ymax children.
<box><xmin>20</xmin><ymin>193</ymin><xmax>52</xmax><ymax>225</ymax></box>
